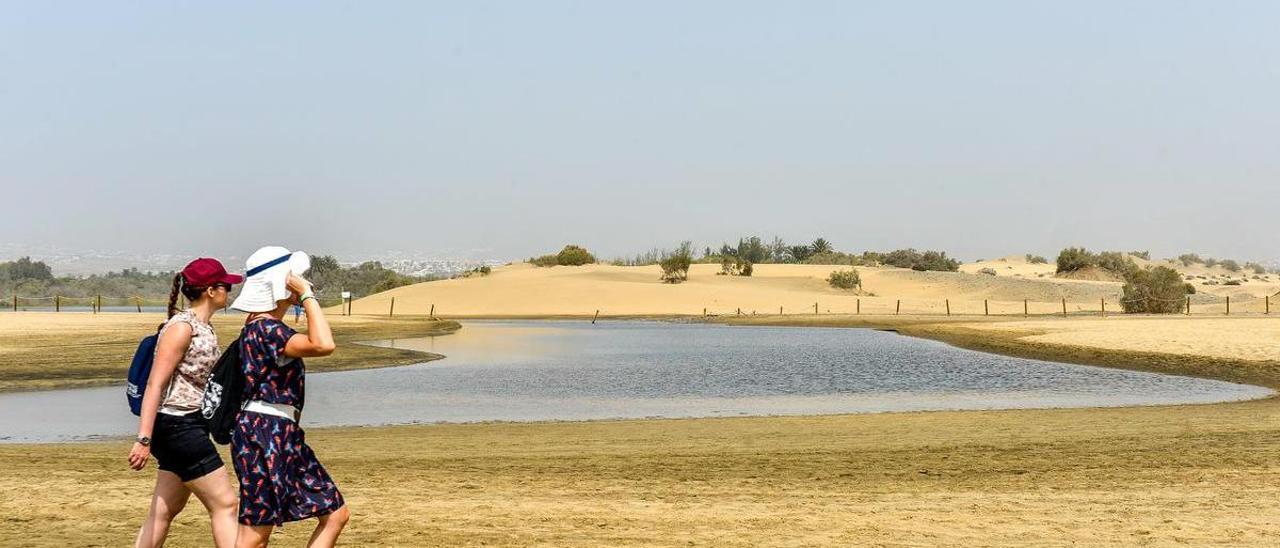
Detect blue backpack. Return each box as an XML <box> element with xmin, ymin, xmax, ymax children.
<box><xmin>126</xmin><ymin>334</ymin><xmax>160</xmax><ymax>416</ymax></box>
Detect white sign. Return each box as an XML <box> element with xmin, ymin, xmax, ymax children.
<box><xmin>340</xmin><ymin>291</ymin><xmax>352</xmax><ymax>299</ymax></box>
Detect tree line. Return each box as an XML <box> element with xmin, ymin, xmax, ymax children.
<box><xmin>0</xmin><ymin>256</ymin><xmax>436</xmax><ymax>306</ymax></box>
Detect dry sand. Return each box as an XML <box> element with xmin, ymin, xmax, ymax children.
<box><xmin>6</xmin><ymin>399</ymin><xmax>1280</xmax><ymax>547</ymax></box>
<box><xmin>340</xmin><ymin>261</ymin><xmax>1279</xmax><ymax>318</ymax></box>
<box><xmin>338</xmin><ymin>262</ymin><xmax>1137</xmax><ymax>317</ymax></box>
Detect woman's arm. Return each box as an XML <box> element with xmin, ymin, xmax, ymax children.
<box><xmin>128</xmin><ymin>321</ymin><xmax>191</xmax><ymax>471</ymax></box>
<box><xmin>284</xmin><ymin>273</ymin><xmax>336</xmax><ymax>358</ymax></box>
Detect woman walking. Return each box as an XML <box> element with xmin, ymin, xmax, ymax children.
<box><xmin>229</xmin><ymin>246</ymin><xmax>348</xmax><ymax>548</ymax></box>
<box><xmin>128</xmin><ymin>258</ymin><xmax>243</xmax><ymax>547</ymax></box>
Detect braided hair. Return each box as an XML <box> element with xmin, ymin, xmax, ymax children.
<box><xmin>166</xmin><ymin>273</ymin><xmax>211</xmax><ymax>319</ymax></box>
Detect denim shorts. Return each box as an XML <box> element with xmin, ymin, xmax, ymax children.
<box><xmin>151</xmin><ymin>411</ymin><xmax>223</xmax><ymax>482</ymax></box>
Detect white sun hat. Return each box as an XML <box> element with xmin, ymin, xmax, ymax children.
<box><xmin>230</xmin><ymin>246</ymin><xmax>311</xmax><ymax>313</ymax></box>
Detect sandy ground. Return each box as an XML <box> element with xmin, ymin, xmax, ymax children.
<box><xmin>0</xmin><ymin>312</ymin><xmax>459</xmax><ymax>392</ymax></box>
<box><xmin>5</xmin><ymin>399</ymin><xmax>1280</xmax><ymax>547</ymax></box>
<box><xmin>4</xmin><ymin>311</ymin><xmax>1280</xmax><ymax>545</ymax></box>
<box><xmin>339</xmin><ymin>262</ymin><xmax>1278</xmax><ymax>318</ymax></box>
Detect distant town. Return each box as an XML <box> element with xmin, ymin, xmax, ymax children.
<box><xmin>0</xmin><ymin>243</ymin><xmax>507</xmax><ymax>278</ymax></box>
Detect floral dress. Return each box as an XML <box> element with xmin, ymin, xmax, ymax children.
<box><xmin>232</xmin><ymin>319</ymin><xmax>344</xmax><ymax>526</ymax></box>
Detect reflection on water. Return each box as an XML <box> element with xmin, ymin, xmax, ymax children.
<box><xmin>0</xmin><ymin>320</ymin><xmax>1272</xmax><ymax>442</ymax></box>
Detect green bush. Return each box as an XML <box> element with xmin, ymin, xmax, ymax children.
<box><xmin>1129</xmin><ymin>250</ymin><xmax>1151</xmax><ymax>260</ymax></box>
<box><xmin>460</xmin><ymin>265</ymin><xmax>491</xmax><ymax>278</ymax></box>
<box><xmin>719</xmin><ymin>255</ymin><xmax>752</xmax><ymax>276</ymax></box>
<box><xmin>527</xmin><ymin>245</ymin><xmax>597</xmax><ymax>267</ymax></box>
<box><xmin>660</xmin><ymin>242</ymin><xmax>693</xmax><ymax>284</ymax></box>
<box><xmin>1025</xmin><ymin>254</ymin><xmax>1048</xmax><ymax>264</ymax></box>
<box><xmin>556</xmin><ymin>245</ymin><xmax>596</xmax><ymax>266</ymax></box>
<box><xmin>1096</xmin><ymin>251</ymin><xmax>1136</xmax><ymax>276</ymax></box>
<box><xmin>1056</xmin><ymin>247</ymin><xmax>1095</xmax><ymax>273</ymax></box>
<box><xmin>804</xmin><ymin>251</ymin><xmax>862</xmax><ymax>266</ymax></box>
<box><xmin>879</xmin><ymin>249</ymin><xmax>959</xmax><ymax>272</ymax></box>
<box><xmin>1246</xmin><ymin>262</ymin><xmax>1267</xmax><ymax>275</ymax></box>
<box><xmin>915</xmin><ymin>251</ymin><xmax>959</xmax><ymax>272</ymax></box>
<box><xmin>1178</xmin><ymin>253</ymin><xmax>1203</xmax><ymax>267</ymax></box>
<box><xmin>528</xmin><ymin>254</ymin><xmax>559</xmax><ymax>267</ymax></box>
<box><xmin>1121</xmin><ymin>266</ymin><xmax>1191</xmax><ymax>314</ymax></box>
<box><xmin>1220</xmin><ymin>259</ymin><xmax>1241</xmax><ymax>272</ymax></box>
<box><xmin>827</xmin><ymin>269</ymin><xmax>861</xmax><ymax>290</ymax></box>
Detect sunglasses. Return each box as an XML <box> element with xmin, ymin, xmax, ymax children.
<box><xmin>212</xmin><ymin>283</ymin><xmax>233</xmax><ymax>292</ymax></box>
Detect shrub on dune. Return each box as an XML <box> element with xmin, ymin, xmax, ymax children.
<box><xmin>660</xmin><ymin>241</ymin><xmax>693</xmax><ymax>284</ymax></box>
<box><xmin>1056</xmin><ymin>247</ymin><xmax>1095</xmax><ymax>273</ymax></box>
<box><xmin>827</xmin><ymin>269</ymin><xmax>861</xmax><ymax>290</ymax></box>
<box><xmin>1096</xmin><ymin>251</ymin><xmax>1137</xmax><ymax>277</ymax></box>
<box><xmin>1121</xmin><ymin>266</ymin><xmax>1192</xmax><ymax>314</ymax></box>
<box><xmin>528</xmin><ymin>254</ymin><xmax>559</xmax><ymax>267</ymax></box>
<box><xmin>528</xmin><ymin>245</ymin><xmax>597</xmax><ymax>267</ymax></box>
<box><xmin>556</xmin><ymin>245</ymin><xmax>596</xmax><ymax>266</ymax></box>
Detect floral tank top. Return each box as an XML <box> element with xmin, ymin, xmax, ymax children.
<box><xmin>156</xmin><ymin>310</ymin><xmax>220</xmax><ymax>415</ymax></box>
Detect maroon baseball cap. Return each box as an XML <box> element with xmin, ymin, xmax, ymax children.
<box><xmin>181</xmin><ymin>258</ymin><xmax>244</xmax><ymax>287</ymax></box>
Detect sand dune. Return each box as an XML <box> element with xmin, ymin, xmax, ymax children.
<box><xmin>339</xmin><ymin>262</ymin><xmax>1143</xmax><ymax>317</ymax></box>
<box><xmin>339</xmin><ymin>255</ymin><xmax>1280</xmax><ymax>317</ymax></box>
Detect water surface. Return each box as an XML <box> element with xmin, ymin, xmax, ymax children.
<box><xmin>0</xmin><ymin>320</ymin><xmax>1269</xmax><ymax>442</ymax></box>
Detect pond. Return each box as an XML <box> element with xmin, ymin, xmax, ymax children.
<box><xmin>0</xmin><ymin>320</ymin><xmax>1270</xmax><ymax>442</ymax></box>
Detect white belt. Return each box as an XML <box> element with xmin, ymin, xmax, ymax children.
<box><xmin>243</xmin><ymin>400</ymin><xmax>301</xmax><ymax>422</ymax></box>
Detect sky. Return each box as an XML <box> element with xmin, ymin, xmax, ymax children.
<box><xmin>2</xmin><ymin>1</ymin><xmax>1278</xmax><ymax>265</ymax></box>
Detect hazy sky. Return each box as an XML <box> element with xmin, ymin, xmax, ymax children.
<box><xmin>2</xmin><ymin>2</ymin><xmax>1278</xmax><ymax>263</ymax></box>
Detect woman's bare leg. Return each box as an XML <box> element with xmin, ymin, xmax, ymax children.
<box><xmin>185</xmin><ymin>466</ymin><xmax>239</xmax><ymax>548</ymax></box>
<box><xmin>306</xmin><ymin>505</ymin><xmax>350</xmax><ymax>548</ymax></box>
<box><xmin>135</xmin><ymin>471</ymin><xmax>190</xmax><ymax>548</ymax></box>
<box><xmin>236</xmin><ymin>524</ymin><xmax>273</xmax><ymax>548</ymax></box>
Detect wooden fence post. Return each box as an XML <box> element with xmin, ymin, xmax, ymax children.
<box><xmin>593</xmin><ymin>309</ymin><xmax>599</xmax><ymax>324</ymax></box>
<box><xmin>1024</xmin><ymin>299</ymin><xmax>1028</xmax><ymax>317</ymax></box>
<box><xmin>984</xmin><ymin>299</ymin><xmax>989</xmax><ymax>316</ymax></box>
<box><xmin>12</xmin><ymin>295</ymin><xmax>16</xmax><ymax>312</ymax></box>
<box><xmin>1061</xmin><ymin>298</ymin><xmax>1067</xmax><ymax>317</ymax></box>
<box><xmin>136</xmin><ymin>297</ymin><xmax>142</xmax><ymax>313</ymax></box>
<box><xmin>1226</xmin><ymin>296</ymin><xmax>1230</xmax><ymax>316</ymax></box>
<box><xmin>429</xmin><ymin>303</ymin><xmax>435</xmax><ymax>318</ymax></box>
<box><xmin>779</xmin><ymin>306</ymin><xmax>783</xmax><ymax>315</ymax></box>
<box><xmin>55</xmin><ymin>296</ymin><xmax>60</xmax><ymax>312</ymax></box>
<box><xmin>814</xmin><ymin>302</ymin><xmax>818</xmax><ymax>314</ymax></box>
<box><xmin>1267</xmin><ymin>296</ymin><xmax>1271</xmax><ymax>315</ymax></box>
<box><xmin>945</xmin><ymin>299</ymin><xmax>950</xmax><ymax>316</ymax></box>
<box><xmin>389</xmin><ymin>297</ymin><xmax>395</xmax><ymax>317</ymax></box>
<box><xmin>895</xmin><ymin>300</ymin><xmax>901</xmax><ymax>315</ymax></box>
<box><xmin>96</xmin><ymin>295</ymin><xmax>102</xmax><ymax>314</ymax></box>
<box><xmin>1186</xmin><ymin>296</ymin><xmax>1191</xmax><ymax>315</ymax></box>
<box><xmin>856</xmin><ymin>299</ymin><xmax>860</xmax><ymax>315</ymax></box>
<box><xmin>1100</xmin><ymin>298</ymin><xmax>1105</xmax><ymax>317</ymax></box>
<box><xmin>703</xmin><ymin>307</ymin><xmax>707</xmax><ymax>316</ymax></box>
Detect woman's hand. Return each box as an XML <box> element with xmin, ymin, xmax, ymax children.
<box><xmin>286</xmin><ymin>272</ymin><xmax>312</xmax><ymax>303</ymax></box>
<box><xmin>128</xmin><ymin>442</ymin><xmax>151</xmax><ymax>470</ymax></box>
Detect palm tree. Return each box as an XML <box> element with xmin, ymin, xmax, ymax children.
<box><xmin>810</xmin><ymin>238</ymin><xmax>833</xmax><ymax>255</ymax></box>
